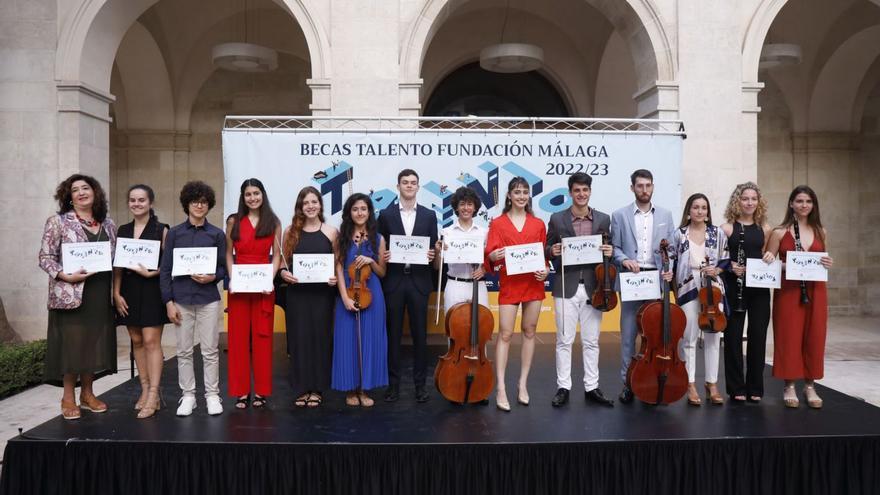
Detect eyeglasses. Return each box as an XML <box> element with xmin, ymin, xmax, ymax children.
<box><xmin>190</xmin><ymin>199</ymin><xmax>209</xmax><ymax>206</ymax></box>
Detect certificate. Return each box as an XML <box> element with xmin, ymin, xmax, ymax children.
<box><xmin>171</xmin><ymin>247</ymin><xmax>217</xmax><ymax>276</ymax></box>
<box><xmin>503</xmin><ymin>242</ymin><xmax>546</xmax><ymax>276</ymax></box>
<box><xmin>745</xmin><ymin>258</ymin><xmax>782</xmax><ymax>289</ymax></box>
<box><xmin>61</xmin><ymin>241</ymin><xmax>112</xmax><ymax>274</ymax></box>
<box><xmin>389</xmin><ymin>235</ymin><xmax>430</xmax><ymax>265</ymax></box>
<box><xmin>561</xmin><ymin>235</ymin><xmax>603</xmax><ymax>266</ymax></box>
<box><xmin>291</xmin><ymin>254</ymin><xmax>335</xmax><ymax>283</ymax></box>
<box><xmin>443</xmin><ymin>233</ymin><xmax>485</xmax><ymax>265</ymax></box>
<box><xmin>113</xmin><ymin>239</ymin><xmax>161</xmax><ymax>270</ymax></box>
<box><xmin>230</xmin><ymin>264</ymin><xmax>274</xmax><ymax>293</ymax></box>
<box><xmin>786</xmin><ymin>251</ymin><xmax>828</xmax><ymax>282</ymax></box>
<box><xmin>619</xmin><ymin>271</ymin><xmax>661</xmax><ymax>302</ymax></box>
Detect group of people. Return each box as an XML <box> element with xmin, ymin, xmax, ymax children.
<box><xmin>38</xmin><ymin>167</ymin><xmax>833</xmax><ymax>420</ymax></box>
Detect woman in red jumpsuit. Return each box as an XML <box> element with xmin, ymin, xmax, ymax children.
<box><xmin>763</xmin><ymin>185</ymin><xmax>833</xmax><ymax>409</ymax></box>
<box><xmin>225</xmin><ymin>178</ymin><xmax>281</xmax><ymax>409</ymax></box>
<box><xmin>485</xmin><ymin>177</ymin><xmax>548</xmax><ymax>411</ymax></box>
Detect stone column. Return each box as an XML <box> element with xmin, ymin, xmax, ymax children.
<box><xmin>676</xmin><ymin>0</ymin><xmax>747</xmax><ymax>210</ymax></box>
<box><xmin>328</xmin><ymin>0</ymin><xmax>401</xmax><ymax>116</ymax></box>
<box><xmin>0</xmin><ymin>0</ymin><xmax>61</xmax><ymax>340</ymax></box>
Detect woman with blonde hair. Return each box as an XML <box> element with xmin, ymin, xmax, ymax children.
<box><xmin>720</xmin><ymin>182</ymin><xmax>772</xmax><ymax>403</ymax></box>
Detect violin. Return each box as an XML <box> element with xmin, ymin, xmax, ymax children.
<box><xmin>346</xmin><ymin>232</ymin><xmax>372</xmax><ymax>310</ymax></box>
<box><xmin>590</xmin><ymin>232</ymin><xmax>618</xmax><ymax>312</ymax></box>
<box><xmin>627</xmin><ymin>239</ymin><xmax>688</xmax><ymax>405</ymax></box>
<box><xmin>698</xmin><ymin>255</ymin><xmax>726</xmax><ymax>332</ymax></box>
<box><xmin>434</xmin><ymin>271</ymin><xmax>495</xmax><ymax>404</ymax></box>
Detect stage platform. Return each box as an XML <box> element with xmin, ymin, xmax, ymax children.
<box><xmin>2</xmin><ymin>334</ymin><xmax>879</xmax><ymax>495</ymax></box>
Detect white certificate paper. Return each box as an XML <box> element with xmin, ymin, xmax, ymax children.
<box><xmin>389</xmin><ymin>235</ymin><xmax>430</xmax><ymax>265</ymax></box>
<box><xmin>619</xmin><ymin>271</ymin><xmax>661</xmax><ymax>302</ymax></box>
<box><xmin>503</xmin><ymin>242</ymin><xmax>546</xmax><ymax>276</ymax></box>
<box><xmin>113</xmin><ymin>239</ymin><xmax>161</xmax><ymax>270</ymax></box>
<box><xmin>746</xmin><ymin>258</ymin><xmax>782</xmax><ymax>289</ymax></box>
<box><xmin>61</xmin><ymin>241</ymin><xmax>112</xmax><ymax>274</ymax></box>
<box><xmin>291</xmin><ymin>254</ymin><xmax>335</xmax><ymax>283</ymax></box>
<box><xmin>443</xmin><ymin>233</ymin><xmax>485</xmax><ymax>265</ymax></box>
<box><xmin>171</xmin><ymin>247</ymin><xmax>217</xmax><ymax>276</ymax></box>
<box><xmin>561</xmin><ymin>235</ymin><xmax>603</xmax><ymax>266</ymax></box>
<box><xmin>786</xmin><ymin>251</ymin><xmax>828</xmax><ymax>282</ymax></box>
<box><xmin>230</xmin><ymin>264</ymin><xmax>274</xmax><ymax>293</ymax></box>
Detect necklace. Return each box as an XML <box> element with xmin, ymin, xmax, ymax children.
<box><xmin>76</xmin><ymin>212</ymin><xmax>99</xmax><ymax>228</ymax></box>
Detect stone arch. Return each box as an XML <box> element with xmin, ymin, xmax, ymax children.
<box><xmin>400</xmin><ymin>0</ymin><xmax>675</xmax><ymax>93</ymax></box>
<box><xmin>741</xmin><ymin>0</ymin><xmax>789</xmax><ymax>83</ymax></box>
<box><xmin>56</xmin><ymin>0</ymin><xmax>330</xmax><ymax>93</ymax></box>
<box><xmin>808</xmin><ymin>25</ymin><xmax>880</xmax><ymax>132</ymax></box>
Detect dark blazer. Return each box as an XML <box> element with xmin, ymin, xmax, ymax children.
<box><xmin>377</xmin><ymin>203</ymin><xmax>439</xmax><ymax>295</ymax></box>
<box><xmin>545</xmin><ymin>207</ymin><xmax>611</xmax><ymax>299</ymax></box>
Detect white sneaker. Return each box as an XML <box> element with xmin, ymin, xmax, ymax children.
<box><xmin>206</xmin><ymin>395</ymin><xmax>223</xmax><ymax>416</ymax></box>
<box><xmin>176</xmin><ymin>396</ymin><xmax>196</xmax><ymax>417</ymax></box>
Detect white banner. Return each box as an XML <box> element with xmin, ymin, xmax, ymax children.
<box><xmin>222</xmin><ymin>130</ymin><xmax>683</xmax><ymax>233</ymax></box>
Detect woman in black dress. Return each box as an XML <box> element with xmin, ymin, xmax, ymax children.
<box><xmin>39</xmin><ymin>174</ymin><xmax>117</xmax><ymax>420</ymax></box>
<box><xmin>280</xmin><ymin>186</ymin><xmax>338</xmax><ymax>407</ymax></box>
<box><xmin>720</xmin><ymin>182</ymin><xmax>772</xmax><ymax>403</ymax></box>
<box><xmin>113</xmin><ymin>184</ymin><xmax>170</xmax><ymax>418</ymax></box>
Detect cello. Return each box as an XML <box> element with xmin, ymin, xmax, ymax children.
<box><xmin>697</xmin><ymin>255</ymin><xmax>726</xmax><ymax>332</ymax></box>
<box><xmin>434</xmin><ymin>267</ymin><xmax>495</xmax><ymax>404</ymax></box>
<box><xmin>626</xmin><ymin>239</ymin><xmax>688</xmax><ymax>405</ymax></box>
<box><xmin>590</xmin><ymin>232</ymin><xmax>618</xmax><ymax>312</ymax></box>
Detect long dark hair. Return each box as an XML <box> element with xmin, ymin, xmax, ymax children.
<box><xmin>283</xmin><ymin>186</ymin><xmax>324</xmax><ymax>260</ymax></box>
<box><xmin>502</xmin><ymin>176</ymin><xmax>533</xmax><ymax>214</ymax></box>
<box><xmin>780</xmin><ymin>185</ymin><xmax>825</xmax><ymax>243</ymax></box>
<box><xmin>55</xmin><ymin>174</ymin><xmax>109</xmax><ymax>222</ymax></box>
<box><xmin>128</xmin><ymin>184</ymin><xmax>157</xmax><ymax>219</ymax></box>
<box><xmin>338</xmin><ymin>193</ymin><xmax>378</xmax><ymax>261</ymax></box>
<box><xmin>679</xmin><ymin>193</ymin><xmax>713</xmax><ymax>228</ymax></box>
<box><xmin>231</xmin><ymin>178</ymin><xmax>279</xmax><ymax>240</ymax></box>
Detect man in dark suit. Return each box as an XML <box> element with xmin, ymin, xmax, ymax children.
<box><xmin>378</xmin><ymin>169</ymin><xmax>438</xmax><ymax>403</ymax></box>
<box><xmin>545</xmin><ymin>172</ymin><xmax>615</xmax><ymax>408</ymax></box>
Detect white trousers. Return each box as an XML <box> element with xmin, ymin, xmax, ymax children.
<box><xmin>553</xmin><ymin>284</ymin><xmax>602</xmax><ymax>391</ymax></box>
<box><xmin>443</xmin><ymin>279</ymin><xmax>489</xmax><ymax>315</ymax></box>
<box><xmin>679</xmin><ymin>299</ymin><xmax>721</xmax><ymax>383</ymax></box>
<box><xmin>176</xmin><ymin>301</ymin><xmax>221</xmax><ymax>398</ymax></box>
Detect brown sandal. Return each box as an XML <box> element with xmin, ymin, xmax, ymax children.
<box><xmin>61</xmin><ymin>399</ymin><xmax>81</xmax><ymax>420</ymax></box>
<box><xmin>705</xmin><ymin>383</ymin><xmax>724</xmax><ymax>405</ymax></box>
<box><xmin>357</xmin><ymin>392</ymin><xmax>374</xmax><ymax>408</ymax></box>
<box><xmin>345</xmin><ymin>393</ymin><xmax>360</xmax><ymax>407</ymax></box>
<box><xmin>80</xmin><ymin>394</ymin><xmax>108</xmax><ymax>413</ymax></box>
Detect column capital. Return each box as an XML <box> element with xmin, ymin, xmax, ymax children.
<box><xmin>633</xmin><ymin>81</ymin><xmax>679</xmax><ymax>120</ymax></box>
<box><xmin>56</xmin><ymin>81</ymin><xmax>115</xmax><ymax>123</ymax></box>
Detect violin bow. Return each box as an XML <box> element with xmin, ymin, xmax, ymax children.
<box><xmin>435</xmin><ymin>233</ymin><xmax>444</xmax><ymax>326</ymax></box>
<box><xmin>560</xmin><ymin>241</ymin><xmax>565</xmax><ymax>329</ymax></box>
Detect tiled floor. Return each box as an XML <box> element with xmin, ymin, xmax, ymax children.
<box><xmin>0</xmin><ymin>316</ymin><xmax>877</xmax><ymax>461</ymax></box>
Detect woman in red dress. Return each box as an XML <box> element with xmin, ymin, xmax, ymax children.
<box><xmin>225</xmin><ymin>178</ymin><xmax>281</xmax><ymax>409</ymax></box>
<box><xmin>485</xmin><ymin>177</ymin><xmax>548</xmax><ymax>411</ymax></box>
<box><xmin>763</xmin><ymin>185</ymin><xmax>833</xmax><ymax>409</ymax></box>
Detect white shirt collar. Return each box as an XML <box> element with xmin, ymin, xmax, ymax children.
<box><xmin>633</xmin><ymin>203</ymin><xmax>654</xmax><ymax>215</ymax></box>
<box><xmin>451</xmin><ymin>218</ymin><xmax>481</xmax><ymax>232</ymax></box>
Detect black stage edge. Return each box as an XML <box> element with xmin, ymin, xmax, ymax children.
<box><xmin>3</xmin><ymin>334</ymin><xmax>880</xmax><ymax>495</ymax></box>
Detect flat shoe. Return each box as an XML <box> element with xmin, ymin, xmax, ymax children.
<box><xmin>80</xmin><ymin>395</ymin><xmax>108</xmax><ymax>413</ymax></box>
<box><xmin>306</xmin><ymin>393</ymin><xmax>322</xmax><ymax>408</ymax></box>
<box><xmin>61</xmin><ymin>400</ymin><xmax>80</xmax><ymax>420</ymax></box>
<box><xmin>345</xmin><ymin>394</ymin><xmax>360</xmax><ymax>407</ymax></box>
<box><xmin>358</xmin><ymin>393</ymin><xmax>374</xmax><ymax>408</ymax></box>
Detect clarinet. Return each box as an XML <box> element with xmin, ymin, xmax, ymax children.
<box><xmin>734</xmin><ymin>223</ymin><xmax>746</xmax><ymax>312</ymax></box>
<box><xmin>793</xmin><ymin>222</ymin><xmax>810</xmax><ymax>305</ymax></box>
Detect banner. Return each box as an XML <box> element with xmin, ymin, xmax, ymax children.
<box><xmin>222</xmin><ymin>127</ymin><xmax>683</xmax><ymax>332</ymax></box>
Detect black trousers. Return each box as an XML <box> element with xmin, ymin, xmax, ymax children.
<box><xmin>385</xmin><ymin>276</ymin><xmax>429</xmax><ymax>388</ymax></box>
<box><xmin>723</xmin><ymin>286</ymin><xmax>771</xmax><ymax>398</ymax></box>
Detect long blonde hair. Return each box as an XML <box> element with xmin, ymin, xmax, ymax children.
<box><xmin>723</xmin><ymin>181</ymin><xmax>768</xmax><ymax>226</ymax></box>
